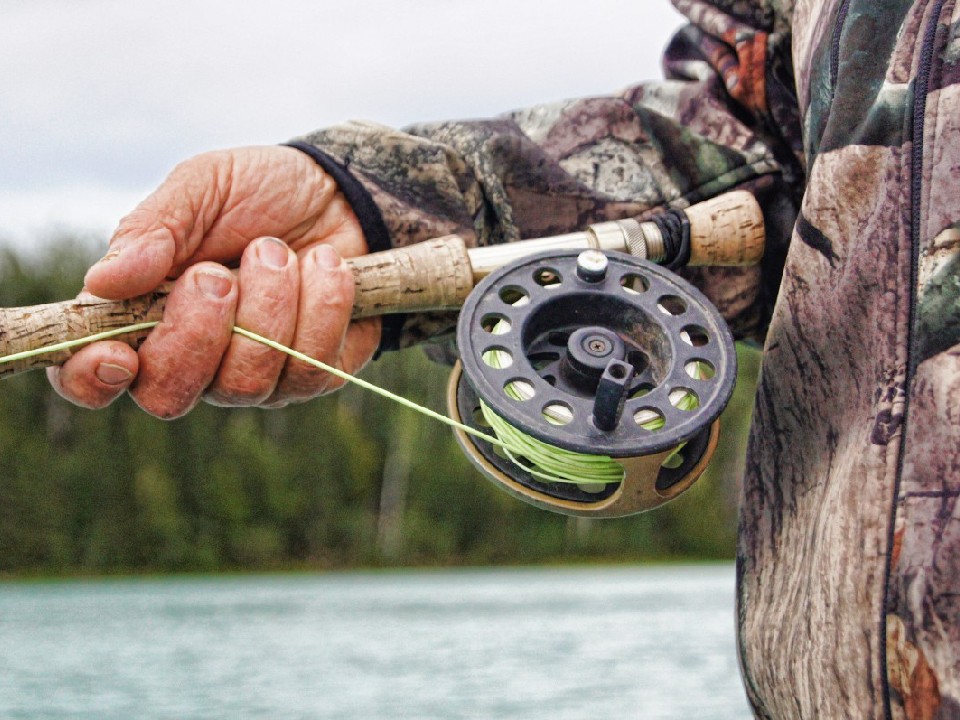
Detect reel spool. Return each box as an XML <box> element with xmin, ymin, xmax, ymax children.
<box><xmin>447</xmin><ymin>249</ymin><xmax>736</xmax><ymax>518</ymax></box>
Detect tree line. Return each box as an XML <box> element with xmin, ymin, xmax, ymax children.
<box><xmin>0</xmin><ymin>239</ymin><xmax>759</xmax><ymax>575</ymax></box>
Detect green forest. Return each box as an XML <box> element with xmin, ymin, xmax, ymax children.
<box><xmin>0</xmin><ymin>239</ymin><xmax>760</xmax><ymax>576</ymax></box>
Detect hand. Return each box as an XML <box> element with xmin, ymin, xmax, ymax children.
<box><xmin>47</xmin><ymin>146</ymin><xmax>381</xmax><ymax>418</ymax></box>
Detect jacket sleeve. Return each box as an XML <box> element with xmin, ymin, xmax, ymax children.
<box><xmin>292</xmin><ymin>0</ymin><xmax>802</xmax><ymax>354</ymax></box>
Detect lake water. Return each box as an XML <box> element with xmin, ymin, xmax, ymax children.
<box><xmin>0</xmin><ymin>565</ymin><xmax>751</xmax><ymax>719</ymax></box>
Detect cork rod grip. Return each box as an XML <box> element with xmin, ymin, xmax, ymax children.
<box><xmin>0</xmin><ymin>235</ymin><xmax>475</xmax><ymax>379</ymax></box>
<box><xmin>683</xmin><ymin>190</ymin><xmax>765</xmax><ymax>266</ymax></box>
<box><xmin>0</xmin><ymin>288</ymin><xmax>171</xmax><ymax>379</ymax></box>
<box><xmin>348</xmin><ymin>235</ymin><xmax>474</xmax><ymax>318</ymax></box>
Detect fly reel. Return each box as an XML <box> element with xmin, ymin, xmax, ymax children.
<box><xmin>447</xmin><ymin>249</ymin><xmax>736</xmax><ymax>518</ymax></box>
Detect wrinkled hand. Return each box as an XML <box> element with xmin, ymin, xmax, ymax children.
<box><xmin>47</xmin><ymin>146</ymin><xmax>380</xmax><ymax>417</ymax></box>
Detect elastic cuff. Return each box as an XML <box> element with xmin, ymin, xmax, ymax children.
<box><xmin>284</xmin><ymin>141</ymin><xmax>391</xmax><ymax>254</ymax></box>
<box><xmin>285</xmin><ymin>141</ymin><xmax>405</xmax><ymax>353</ymax></box>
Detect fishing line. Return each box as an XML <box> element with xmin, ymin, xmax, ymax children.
<box><xmin>0</xmin><ymin>322</ymin><xmax>160</xmax><ymax>365</ymax></box>
<box><xmin>0</xmin><ymin>323</ymin><xmax>627</xmax><ymax>487</ymax></box>
<box><xmin>0</xmin><ymin>252</ymin><xmax>731</xmax><ymax>505</ymax></box>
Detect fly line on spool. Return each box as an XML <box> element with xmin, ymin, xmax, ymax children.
<box><xmin>480</xmin><ymin>322</ymin><xmax>709</xmax><ymax>489</ymax></box>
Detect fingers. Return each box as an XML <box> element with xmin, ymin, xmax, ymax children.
<box><xmin>51</xmin><ymin>243</ymin><xmax>380</xmax><ymax>415</ymax></box>
<box><xmin>47</xmin><ymin>342</ymin><xmax>139</xmax><ymax>409</ymax></box>
<box><xmin>130</xmin><ymin>263</ymin><xmax>238</xmax><ymax>419</ymax></box>
<box><xmin>268</xmin><ymin>245</ymin><xmax>359</xmax><ymax>404</ymax></box>
<box><xmin>208</xmin><ymin>240</ymin><xmax>379</xmax><ymax>407</ymax></box>
<box><xmin>205</xmin><ymin>238</ymin><xmax>299</xmax><ymax>406</ymax></box>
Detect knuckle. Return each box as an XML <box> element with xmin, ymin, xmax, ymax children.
<box><xmin>322</xmin><ymin>375</ymin><xmax>346</xmax><ymax>394</ymax></box>
<box><xmin>322</xmin><ymin>277</ymin><xmax>353</xmax><ymax>311</ymax></box>
<box><xmin>275</xmin><ymin>362</ymin><xmax>334</xmax><ymax>402</ymax></box>
<box><xmin>132</xmin><ymin>390</ymin><xmax>191</xmax><ymax>420</ymax></box>
<box><xmin>207</xmin><ymin>385</ymin><xmax>264</xmax><ymax>407</ymax></box>
<box><xmin>209</xmin><ymin>342</ymin><xmax>285</xmax><ymax>405</ymax></box>
<box><xmin>209</xmin><ymin>374</ymin><xmax>275</xmax><ymax>406</ymax></box>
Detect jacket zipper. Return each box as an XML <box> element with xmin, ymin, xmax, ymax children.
<box><xmin>882</xmin><ymin>2</ymin><xmax>948</xmax><ymax>718</ymax></box>
<box><xmin>829</xmin><ymin>0</ymin><xmax>853</xmax><ymax>94</ymax></box>
<box><xmin>909</xmin><ymin>6</ymin><xmax>946</xmax><ymax>382</ymax></box>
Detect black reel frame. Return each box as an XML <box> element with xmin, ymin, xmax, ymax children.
<box><xmin>450</xmin><ymin>249</ymin><xmax>736</xmax><ymax>517</ymax></box>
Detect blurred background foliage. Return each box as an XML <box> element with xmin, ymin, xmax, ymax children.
<box><xmin>0</xmin><ymin>240</ymin><xmax>760</xmax><ymax>575</ymax></box>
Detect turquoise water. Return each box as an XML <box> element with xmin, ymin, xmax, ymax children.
<box><xmin>0</xmin><ymin>565</ymin><xmax>750</xmax><ymax>719</ymax></box>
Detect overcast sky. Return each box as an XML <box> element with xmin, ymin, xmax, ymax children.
<box><xmin>0</xmin><ymin>1</ymin><xmax>684</xmax><ymax>252</ymax></box>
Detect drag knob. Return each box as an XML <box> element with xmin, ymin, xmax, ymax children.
<box><xmin>560</xmin><ymin>327</ymin><xmax>626</xmax><ymax>393</ymax></box>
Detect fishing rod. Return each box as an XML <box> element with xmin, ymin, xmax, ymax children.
<box><xmin>0</xmin><ymin>190</ymin><xmax>764</xmax><ymax>518</ymax></box>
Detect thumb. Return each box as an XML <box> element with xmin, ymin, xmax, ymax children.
<box><xmin>84</xmin><ymin>211</ymin><xmax>177</xmax><ymax>299</ymax></box>
<box><xmin>84</xmin><ymin>154</ymin><xmax>225</xmax><ymax>299</ymax></box>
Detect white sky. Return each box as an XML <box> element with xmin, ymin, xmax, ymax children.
<box><xmin>0</xmin><ymin>1</ymin><xmax>684</xmax><ymax>251</ymax></box>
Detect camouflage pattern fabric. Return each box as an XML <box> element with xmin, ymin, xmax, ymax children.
<box><xmin>296</xmin><ymin>0</ymin><xmax>960</xmax><ymax>716</ymax></box>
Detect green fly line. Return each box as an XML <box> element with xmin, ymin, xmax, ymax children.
<box><xmin>0</xmin><ymin>322</ymin><xmax>665</xmax><ymax>487</ymax></box>
<box><xmin>479</xmin><ymin>318</ymin><xmax>705</xmax><ymax>487</ymax></box>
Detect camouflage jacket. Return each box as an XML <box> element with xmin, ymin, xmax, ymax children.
<box><xmin>295</xmin><ymin>1</ymin><xmax>960</xmax><ymax>717</ymax></box>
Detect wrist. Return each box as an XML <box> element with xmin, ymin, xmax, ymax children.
<box><xmin>284</xmin><ymin>141</ymin><xmax>392</xmax><ymax>255</ymax></box>
<box><xmin>285</xmin><ymin>141</ymin><xmax>404</xmax><ymax>354</ymax></box>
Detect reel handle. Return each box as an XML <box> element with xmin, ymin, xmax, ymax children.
<box><xmin>0</xmin><ymin>191</ymin><xmax>764</xmax><ymax>379</ymax></box>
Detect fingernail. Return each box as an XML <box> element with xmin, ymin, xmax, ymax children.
<box><xmin>98</xmin><ymin>247</ymin><xmax>122</xmax><ymax>264</ymax></box>
<box><xmin>196</xmin><ymin>269</ymin><xmax>233</xmax><ymax>299</ymax></box>
<box><xmin>86</xmin><ymin>248</ymin><xmax>122</xmax><ymax>280</ymax></box>
<box><xmin>257</xmin><ymin>237</ymin><xmax>290</xmax><ymax>269</ymax></box>
<box><xmin>314</xmin><ymin>244</ymin><xmax>342</xmax><ymax>270</ymax></box>
<box><xmin>96</xmin><ymin>363</ymin><xmax>133</xmax><ymax>386</ymax></box>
